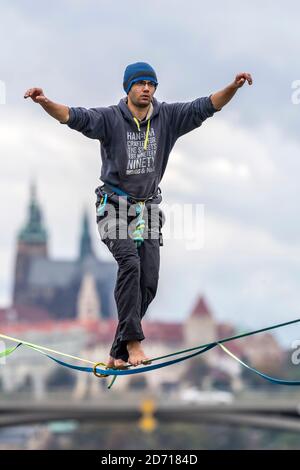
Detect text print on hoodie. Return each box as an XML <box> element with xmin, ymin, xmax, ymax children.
<box><xmin>64</xmin><ymin>95</ymin><xmax>219</xmax><ymax>200</ymax></box>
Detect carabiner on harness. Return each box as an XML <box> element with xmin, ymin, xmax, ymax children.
<box><xmin>96</xmin><ymin>193</ymin><xmax>108</xmax><ymax>217</ymax></box>
<box><xmin>133</xmin><ymin>201</ymin><xmax>146</xmax><ymax>248</ymax></box>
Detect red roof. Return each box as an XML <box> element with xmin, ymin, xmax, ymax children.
<box><xmin>0</xmin><ymin>316</ymin><xmax>184</xmax><ymax>345</ymax></box>
<box><xmin>217</xmin><ymin>322</ymin><xmax>236</xmax><ymax>339</ymax></box>
<box><xmin>0</xmin><ymin>319</ymin><xmax>83</xmax><ymax>335</ymax></box>
<box><xmin>90</xmin><ymin>320</ymin><xmax>183</xmax><ymax>344</ymax></box>
<box><xmin>0</xmin><ymin>305</ymin><xmax>51</xmax><ymax>324</ymax></box>
<box><xmin>144</xmin><ymin>322</ymin><xmax>183</xmax><ymax>342</ymax></box>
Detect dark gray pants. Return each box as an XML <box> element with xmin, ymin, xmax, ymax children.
<box><xmin>97</xmin><ymin>197</ymin><xmax>164</xmax><ymax>361</ymax></box>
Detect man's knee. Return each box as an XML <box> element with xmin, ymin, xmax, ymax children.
<box><xmin>119</xmin><ymin>253</ymin><xmax>140</xmax><ymax>273</ymax></box>
<box><xmin>109</xmin><ymin>239</ymin><xmax>140</xmax><ymax>272</ymax></box>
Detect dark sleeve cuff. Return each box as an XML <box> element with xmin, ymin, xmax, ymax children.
<box><xmin>208</xmin><ymin>94</ymin><xmax>221</xmax><ymax>112</ymax></box>
<box><xmin>60</xmin><ymin>107</ymin><xmax>76</xmax><ymax>126</ymax></box>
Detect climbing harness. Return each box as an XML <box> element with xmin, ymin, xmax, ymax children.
<box><xmin>95</xmin><ymin>183</ymin><xmax>163</xmax><ymax>248</ymax></box>
<box><xmin>1</xmin><ymin>317</ymin><xmax>300</xmax><ymax>389</ymax></box>
<box><xmin>96</xmin><ymin>192</ymin><xmax>108</xmax><ymax>218</ymax></box>
<box><xmin>132</xmin><ymin>201</ymin><xmax>146</xmax><ymax>247</ymax></box>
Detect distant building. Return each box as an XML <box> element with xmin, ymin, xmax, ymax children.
<box><xmin>184</xmin><ymin>296</ymin><xmax>217</xmax><ymax>346</ymax></box>
<box><xmin>0</xmin><ymin>185</ymin><xmax>285</xmax><ymax>396</ymax></box>
<box><xmin>12</xmin><ymin>182</ymin><xmax>116</xmax><ymax>320</ymax></box>
<box><xmin>0</xmin><ymin>292</ymin><xmax>285</xmax><ymax>397</ymax></box>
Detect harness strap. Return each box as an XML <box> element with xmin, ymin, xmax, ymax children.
<box><xmin>103</xmin><ymin>183</ymin><xmax>160</xmax><ymax>204</ymax></box>
<box><xmin>96</xmin><ymin>183</ymin><xmax>161</xmax><ymax>248</ymax></box>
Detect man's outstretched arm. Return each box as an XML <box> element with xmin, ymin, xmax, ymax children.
<box><xmin>210</xmin><ymin>72</ymin><xmax>253</xmax><ymax>111</ymax></box>
<box><xmin>24</xmin><ymin>87</ymin><xmax>69</xmax><ymax>123</ymax></box>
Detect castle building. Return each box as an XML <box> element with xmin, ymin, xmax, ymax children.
<box><xmin>12</xmin><ymin>183</ymin><xmax>116</xmax><ymax>320</ymax></box>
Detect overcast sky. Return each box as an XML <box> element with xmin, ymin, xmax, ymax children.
<box><xmin>1</xmin><ymin>0</ymin><xmax>300</xmax><ymax>346</ymax></box>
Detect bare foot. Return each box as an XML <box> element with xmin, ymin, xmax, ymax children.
<box><xmin>106</xmin><ymin>355</ymin><xmax>115</xmax><ymax>369</ymax></box>
<box><xmin>106</xmin><ymin>355</ymin><xmax>128</xmax><ymax>370</ymax></box>
<box><xmin>127</xmin><ymin>341</ymin><xmax>152</xmax><ymax>367</ymax></box>
<box><xmin>114</xmin><ymin>358</ymin><xmax>129</xmax><ymax>369</ymax></box>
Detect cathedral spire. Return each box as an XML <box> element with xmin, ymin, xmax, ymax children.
<box><xmin>79</xmin><ymin>210</ymin><xmax>94</xmax><ymax>260</ymax></box>
<box><xmin>18</xmin><ymin>181</ymin><xmax>48</xmax><ymax>244</ymax></box>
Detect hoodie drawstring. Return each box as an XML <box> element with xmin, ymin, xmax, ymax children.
<box><xmin>133</xmin><ymin>117</ymin><xmax>151</xmax><ymax>150</ymax></box>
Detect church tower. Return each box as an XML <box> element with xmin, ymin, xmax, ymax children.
<box><xmin>77</xmin><ymin>272</ymin><xmax>101</xmax><ymax>323</ymax></box>
<box><xmin>79</xmin><ymin>210</ymin><xmax>94</xmax><ymax>260</ymax></box>
<box><xmin>12</xmin><ymin>182</ymin><xmax>48</xmax><ymax>305</ymax></box>
<box><xmin>184</xmin><ymin>295</ymin><xmax>216</xmax><ymax>346</ymax></box>
<box><xmin>77</xmin><ymin>209</ymin><xmax>102</xmax><ymax>321</ymax></box>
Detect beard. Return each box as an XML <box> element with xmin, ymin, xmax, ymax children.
<box><xmin>130</xmin><ymin>95</ymin><xmax>151</xmax><ymax>108</ymax></box>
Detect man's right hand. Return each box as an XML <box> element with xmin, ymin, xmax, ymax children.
<box><xmin>23</xmin><ymin>88</ymin><xmax>69</xmax><ymax>123</ymax></box>
<box><xmin>24</xmin><ymin>87</ymin><xmax>48</xmax><ymax>104</ymax></box>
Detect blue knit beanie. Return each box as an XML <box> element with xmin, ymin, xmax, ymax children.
<box><xmin>123</xmin><ymin>62</ymin><xmax>158</xmax><ymax>94</ymax></box>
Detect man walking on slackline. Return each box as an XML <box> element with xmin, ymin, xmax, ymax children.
<box><xmin>24</xmin><ymin>62</ymin><xmax>252</xmax><ymax>370</ymax></box>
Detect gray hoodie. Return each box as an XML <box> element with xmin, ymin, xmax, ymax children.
<box><xmin>64</xmin><ymin>95</ymin><xmax>218</xmax><ymax>199</ymax></box>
